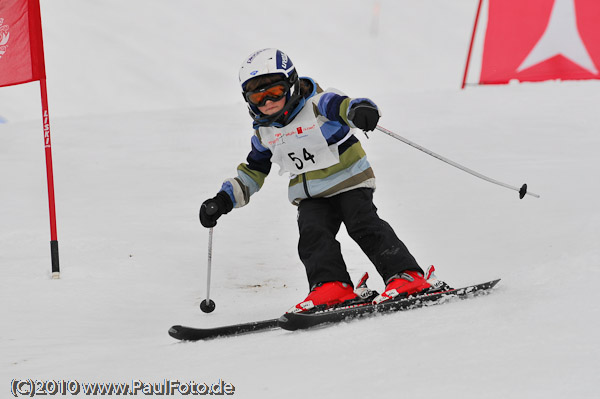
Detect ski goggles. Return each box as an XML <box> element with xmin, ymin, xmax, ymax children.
<box><xmin>245</xmin><ymin>81</ymin><xmax>291</xmax><ymax>107</ymax></box>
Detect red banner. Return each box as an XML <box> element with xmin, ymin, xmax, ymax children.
<box><xmin>480</xmin><ymin>0</ymin><xmax>600</xmax><ymax>84</ymax></box>
<box><xmin>0</xmin><ymin>0</ymin><xmax>46</xmax><ymax>88</ymax></box>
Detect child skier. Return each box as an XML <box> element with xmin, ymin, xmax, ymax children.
<box><xmin>199</xmin><ymin>48</ymin><xmax>433</xmax><ymax>313</ymax></box>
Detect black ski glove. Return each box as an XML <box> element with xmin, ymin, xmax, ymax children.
<box><xmin>199</xmin><ymin>191</ymin><xmax>234</xmax><ymax>228</ymax></box>
<box><xmin>348</xmin><ymin>101</ymin><xmax>380</xmax><ymax>132</ymax></box>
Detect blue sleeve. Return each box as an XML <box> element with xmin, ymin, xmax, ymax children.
<box><xmin>246</xmin><ymin>135</ymin><xmax>272</xmax><ymax>175</ymax></box>
<box><xmin>220</xmin><ymin>181</ymin><xmax>236</xmax><ymax>205</ymax></box>
<box><xmin>317</xmin><ymin>92</ymin><xmax>348</xmax><ymax>124</ymax></box>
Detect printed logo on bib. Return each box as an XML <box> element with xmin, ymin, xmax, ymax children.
<box><xmin>267</xmin><ymin>124</ymin><xmax>317</xmax><ymax>147</ymax></box>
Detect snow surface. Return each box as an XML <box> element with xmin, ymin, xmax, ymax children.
<box><xmin>1</xmin><ymin>0</ymin><xmax>599</xmax><ymax>398</ymax></box>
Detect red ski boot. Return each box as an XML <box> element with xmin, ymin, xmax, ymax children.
<box><xmin>372</xmin><ymin>270</ymin><xmax>431</xmax><ymax>304</ymax></box>
<box><xmin>287</xmin><ymin>281</ymin><xmax>358</xmax><ymax>314</ymax></box>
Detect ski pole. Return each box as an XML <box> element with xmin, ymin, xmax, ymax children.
<box><xmin>200</xmin><ymin>204</ymin><xmax>218</xmax><ymax>313</ymax></box>
<box><xmin>375</xmin><ymin>125</ymin><xmax>540</xmax><ymax>199</ymax></box>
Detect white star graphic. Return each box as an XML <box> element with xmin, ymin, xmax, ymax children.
<box><xmin>517</xmin><ymin>0</ymin><xmax>598</xmax><ymax>74</ymax></box>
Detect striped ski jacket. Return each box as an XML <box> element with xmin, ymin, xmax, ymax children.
<box><xmin>221</xmin><ymin>77</ymin><xmax>377</xmax><ymax>207</ymax></box>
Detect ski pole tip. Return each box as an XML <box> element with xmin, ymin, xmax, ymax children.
<box><xmin>200</xmin><ymin>299</ymin><xmax>216</xmax><ymax>313</ymax></box>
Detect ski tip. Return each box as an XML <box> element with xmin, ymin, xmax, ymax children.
<box><xmin>168</xmin><ymin>325</ymin><xmax>184</xmax><ymax>339</ymax></box>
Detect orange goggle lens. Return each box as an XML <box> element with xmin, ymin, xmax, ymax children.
<box><xmin>246</xmin><ymin>83</ymin><xmax>289</xmax><ymax>106</ymax></box>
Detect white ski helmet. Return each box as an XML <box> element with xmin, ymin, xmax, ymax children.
<box><xmin>239</xmin><ymin>48</ymin><xmax>303</xmax><ymax>125</ymax></box>
<box><xmin>239</xmin><ymin>48</ymin><xmax>298</xmax><ymax>91</ymax></box>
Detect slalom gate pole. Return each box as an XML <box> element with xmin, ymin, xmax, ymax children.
<box><xmin>375</xmin><ymin>125</ymin><xmax>540</xmax><ymax>199</ymax></box>
<box><xmin>462</xmin><ymin>0</ymin><xmax>484</xmax><ymax>89</ymax></box>
<box><xmin>40</xmin><ymin>78</ymin><xmax>61</xmax><ymax>278</ymax></box>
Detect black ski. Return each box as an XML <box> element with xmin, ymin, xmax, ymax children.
<box><xmin>277</xmin><ymin>279</ymin><xmax>500</xmax><ymax>331</ymax></box>
<box><xmin>169</xmin><ymin>319</ymin><xmax>278</xmax><ymax>341</ymax></box>
<box><xmin>169</xmin><ymin>279</ymin><xmax>500</xmax><ymax>341</ymax></box>
<box><xmin>169</xmin><ymin>318</ymin><xmax>280</xmax><ymax>341</ymax></box>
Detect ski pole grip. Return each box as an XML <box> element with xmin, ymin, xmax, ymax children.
<box><xmin>206</xmin><ymin>202</ymin><xmax>219</xmax><ymax>216</ymax></box>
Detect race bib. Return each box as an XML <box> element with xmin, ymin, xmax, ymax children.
<box><xmin>259</xmin><ymin>94</ymin><xmax>343</xmax><ymax>176</ymax></box>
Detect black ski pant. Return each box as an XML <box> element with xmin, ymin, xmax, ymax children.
<box><xmin>297</xmin><ymin>188</ymin><xmax>422</xmax><ymax>290</ymax></box>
